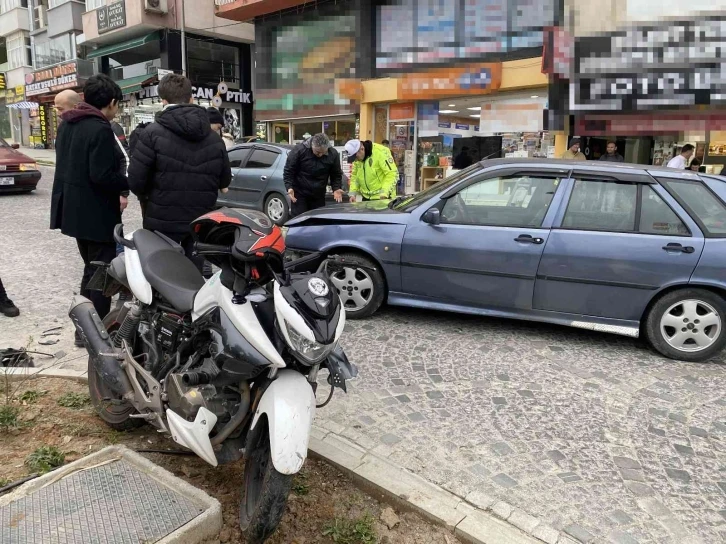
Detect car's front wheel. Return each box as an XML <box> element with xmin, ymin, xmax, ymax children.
<box><xmin>330</xmin><ymin>252</ymin><xmax>385</xmax><ymax>319</ymax></box>
<box><xmin>265</xmin><ymin>193</ymin><xmax>289</xmax><ymax>225</ymax></box>
<box><xmin>645</xmin><ymin>288</ymin><xmax>726</xmax><ymax>362</ymax></box>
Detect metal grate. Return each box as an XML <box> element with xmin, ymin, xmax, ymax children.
<box><xmin>0</xmin><ymin>459</ymin><xmax>205</xmax><ymax>544</ymax></box>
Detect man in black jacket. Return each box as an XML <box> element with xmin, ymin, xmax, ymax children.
<box><xmin>128</xmin><ymin>74</ymin><xmax>231</xmax><ymax>269</ymax></box>
<box><xmin>284</xmin><ymin>133</ymin><xmax>343</xmax><ymax>217</ymax></box>
<box><xmin>50</xmin><ymin>74</ymin><xmax>128</xmax><ymax>329</ymax></box>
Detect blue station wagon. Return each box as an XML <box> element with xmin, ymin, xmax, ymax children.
<box><xmin>284</xmin><ymin>159</ymin><xmax>726</xmax><ymax>362</ymax></box>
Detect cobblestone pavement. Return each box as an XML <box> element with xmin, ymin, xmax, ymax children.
<box><xmin>2</xmin><ymin>168</ymin><xmax>725</xmax><ymax>543</ymax></box>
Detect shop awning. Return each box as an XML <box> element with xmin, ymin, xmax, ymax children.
<box><xmin>87</xmin><ymin>31</ymin><xmax>161</xmax><ymax>60</ymax></box>
<box><xmin>116</xmin><ymin>74</ymin><xmax>156</xmax><ymax>95</ymax></box>
<box><xmin>7</xmin><ymin>102</ymin><xmax>39</xmax><ymax>110</ymax></box>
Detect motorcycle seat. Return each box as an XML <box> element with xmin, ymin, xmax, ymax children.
<box><xmin>132</xmin><ymin>229</ymin><xmax>205</xmax><ymax>312</ymax></box>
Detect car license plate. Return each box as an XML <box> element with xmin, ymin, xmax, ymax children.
<box><xmin>0</xmin><ymin>177</ymin><xmax>14</xmax><ymax>185</ymax></box>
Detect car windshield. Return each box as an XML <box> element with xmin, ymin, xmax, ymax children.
<box><xmin>0</xmin><ymin>138</ymin><xmax>10</xmax><ymax>148</ymax></box>
<box><xmin>391</xmin><ymin>163</ymin><xmax>482</xmax><ymax>212</ymax></box>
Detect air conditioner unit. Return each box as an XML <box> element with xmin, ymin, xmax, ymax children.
<box><xmin>144</xmin><ymin>0</ymin><xmax>168</xmax><ymax>14</ymax></box>
<box><xmin>34</xmin><ymin>6</ymin><xmax>46</xmax><ymax>30</ymax></box>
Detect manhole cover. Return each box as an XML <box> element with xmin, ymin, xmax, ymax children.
<box><xmin>0</xmin><ymin>456</ymin><xmax>210</xmax><ymax>543</ymax></box>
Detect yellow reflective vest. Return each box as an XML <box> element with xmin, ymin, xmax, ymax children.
<box><xmin>349</xmin><ymin>143</ymin><xmax>398</xmax><ymax>200</ymax></box>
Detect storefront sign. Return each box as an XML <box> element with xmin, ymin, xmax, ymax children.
<box><xmin>399</xmin><ymin>63</ymin><xmax>502</xmax><ymax>100</ymax></box>
<box><xmin>39</xmin><ymin>105</ymin><xmax>48</xmax><ymax>147</ymax></box>
<box><xmin>572</xmin><ymin>18</ymin><xmax>726</xmax><ymax>112</ymax></box>
<box><xmin>6</xmin><ymin>87</ymin><xmax>25</xmax><ymax>104</ymax></box>
<box><xmin>389</xmin><ymin>102</ymin><xmax>415</xmax><ymax>121</ymax></box>
<box><xmin>0</xmin><ymin>73</ymin><xmax>6</xmax><ymax>91</ymax></box>
<box><xmin>97</xmin><ymin>1</ymin><xmax>127</xmax><ymax>34</ymax></box>
<box><xmin>25</xmin><ymin>61</ymin><xmax>78</xmax><ymax>97</ymax></box>
<box><xmin>138</xmin><ymin>83</ymin><xmax>253</xmax><ymax>104</ymax></box>
<box><xmin>438</xmin><ymin>122</ymin><xmax>451</xmax><ymax>128</ymax></box>
<box><xmin>455</xmin><ymin>123</ymin><xmax>470</xmax><ymax>130</ymax></box>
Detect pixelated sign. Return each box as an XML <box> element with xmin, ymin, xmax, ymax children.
<box><xmin>572</xmin><ymin>18</ymin><xmax>726</xmax><ymax>111</ymax></box>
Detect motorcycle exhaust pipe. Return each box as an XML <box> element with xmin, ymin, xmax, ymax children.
<box><xmin>68</xmin><ymin>295</ymin><xmax>134</xmax><ymax>399</ymax></box>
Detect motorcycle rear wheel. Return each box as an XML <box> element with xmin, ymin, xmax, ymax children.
<box><xmin>239</xmin><ymin>417</ymin><xmax>293</xmax><ymax>544</ymax></box>
<box><xmin>87</xmin><ymin>309</ymin><xmax>143</xmax><ymax>431</ymax></box>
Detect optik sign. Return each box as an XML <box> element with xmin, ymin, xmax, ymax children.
<box><xmin>139</xmin><ymin>84</ymin><xmax>252</xmax><ymax>104</ymax></box>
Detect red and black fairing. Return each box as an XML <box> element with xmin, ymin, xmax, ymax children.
<box><xmin>191</xmin><ymin>208</ymin><xmax>285</xmax><ymax>288</ymax></box>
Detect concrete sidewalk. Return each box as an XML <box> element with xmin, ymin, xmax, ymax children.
<box><xmin>15</xmin><ymin>146</ymin><xmax>56</xmax><ymax>166</ymax></box>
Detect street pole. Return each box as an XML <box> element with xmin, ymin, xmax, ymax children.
<box><xmin>180</xmin><ymin>0</ymin><xmax>187</xmax><ymax>76</ymax></box>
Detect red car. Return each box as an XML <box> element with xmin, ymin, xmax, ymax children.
<box><xmin>0</xmin><ymin>138</ymin><xmax>41</xmax><ymax>194</ymax></box>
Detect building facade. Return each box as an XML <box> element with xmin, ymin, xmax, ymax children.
<box><xmin>218</xmin><ymin>0</ymin><xmax>561</xmax><ymax>192</ymax></box>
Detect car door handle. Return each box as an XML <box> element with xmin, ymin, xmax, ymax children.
<box><xmin>260</xmin><ymin>175</ymin><xmax>267</xmax><ymax>181</ymax></box>
<box><xmin>514</xmin><ymin>234</ymin><xmax>544</xmax><ymax>245</ymax></box>
<box><xmin>662</xmin><ymin>243</ymin><xmax>695</xmax><ymax>254</ymax></box>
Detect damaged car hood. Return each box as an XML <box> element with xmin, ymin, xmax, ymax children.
<box><xmin>286</xmin><ymin>200</ymin><xmax>410</xmax><ymax>226</ymax></box>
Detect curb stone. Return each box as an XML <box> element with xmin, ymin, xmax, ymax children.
<box><xmin>8</xmin><ymin>368</ymin><xmax>572</xmax><ymax>543</ymax></box>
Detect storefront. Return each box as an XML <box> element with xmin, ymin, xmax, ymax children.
<box><xmin>23</xmin><ymin>60</ymin><xmax>94</xmax><ymax>149</ymax></box>
<box><xmin>559</xmin><ymin>15</ymin><xmax>726</xmax><ymax>172</ymax></box>
<box><xmin>89</xmin><ymin>30</ymin><xmax>254</xmax><ymax>139</ymax></box>
<box><xmin>5</xmin><ymin>86</ymin><xmax>32</xmax><ymax>147</ymax></box>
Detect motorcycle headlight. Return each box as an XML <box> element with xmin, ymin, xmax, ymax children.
<box><xmin>284</xmin><ymin>320</ymin><xmax>336</xmax><ymax>364</ymax></box>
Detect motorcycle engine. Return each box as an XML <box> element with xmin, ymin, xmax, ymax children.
<box><xmin>166</xmin><ymin>357</ymin><xmax>238</xmax><ymax>423</ymax></box>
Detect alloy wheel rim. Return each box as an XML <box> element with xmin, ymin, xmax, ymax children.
<box><xmin>331</xmin><ymin>266</ymin><xmax>374</xmax><ymax>311</ymax></box>
<box><xmin>660</xmin><ymin>299</ymin><xmax>721</xmax><ymax>353</ymax></box>
<box><xmin>267</xmin><ymin>198</ymin><xmax>285</xmax><ymax>222</ymax></box>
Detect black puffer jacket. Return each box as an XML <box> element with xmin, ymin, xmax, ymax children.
<box><xmin>127</xmin><ymin>104</ymin><xmax>231</xmax><ymax>235</ymax></box>
<box><xmin>283</xmin><ymin>138</ymin><xmax>343</xmax><ymax>198</ymax></box>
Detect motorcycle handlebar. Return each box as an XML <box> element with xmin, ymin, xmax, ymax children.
<box><xmin>194</xmin><ymin>242</ymin><xmax>232</xmax><ymax>255</ymax></box>
<box><xmin>114</xmin><ymin>224</ymin><xmax>134</xmax><ymax>249</ymax></box>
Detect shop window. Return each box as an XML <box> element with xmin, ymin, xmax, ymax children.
<box><xmin>562</xmin><ymin>180</ymin><xmax>637</xmax><ymax>232</ymax></box>
<box><xmin>293</xmin><ymin>122</ymin><xmax>322</xmax><ymax>143</ymax></box>
<box><xmin>244</xmin><ymin>149</ymin><xmax>278</xmax><ymax>169</ymax></box>
<box><xmin>442</xmin><ymin>175</ymin><xmax>559</xmax><ymax>228</ymax></box>
<box><xmin>661</xmin><ymin>179</ymin><xmax>726</xmax><ymax>236</ymax></box>
<box><xmin>639</xmin><ymin>186</ymin><xmax>689</xmax><ymax>236</ymax></box>
<box><xmin>186</xmin><ymin>38</ymin><xmax>239</xmax><ymax>85</ymax></box>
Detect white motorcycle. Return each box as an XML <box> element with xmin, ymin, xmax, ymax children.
<box><xmin>69</xmin><ymin>208</ymin><xmax>358</xmax><ymax>543</ymax></box>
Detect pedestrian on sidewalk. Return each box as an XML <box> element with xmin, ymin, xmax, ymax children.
<box><xmin>0</xmin><ymin>276</ymin><xmax>19</xmax><ymax>318</ymax></box>
<box><xmin>284</xmin><ymin>133</ymin><xmax>344</xmax><ymax>217</ymax></box>
<box><xmin>667</xmin><ymin>144</ymin><xmax>694</xmax><ymax>169</ymax></box>
<box><xmin>127</xmin><ymin>74</ymin><xmax>231</xmax><ymax>272</ymax></box>
<box><xmin>50</xmin><ymin>75</ymin><xmax>128</xmax><ymax>344</ymax></box>
<box><xmin>561</xmin><ymin>138</ymin><xmax>587</xmax><ymax>161</ymax></box>
<box><xmin>53</xmin><ymin>89</ymin><xmax>80</xmax><ymax>116</ymax></box>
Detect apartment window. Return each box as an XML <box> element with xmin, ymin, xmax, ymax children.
<box><xmin>31</xmin><ymin>0</ymin><xmax>48</xmax><ymax>30</ymax></box>
<box><xmin>0</xmin><ymin>0</ymin><xmax>29</xmax><ymax>13</ymax></box>
<box><xmin>85</xmin><ymin>0</ymin><xmax>104</xmax><ymax>11</ymax></box>
<box><xmin>34</xmin><ymin>33</ymin><xmax>75</xmax><ymax>68</ymax></box>
<box><xmin>49</xmin><ymin>0</ymin><xmax>73</xmax><ymax>7</ymax></box>
<box><xmin>7</xmin><ymin>31</ymin><xmax>32</xmax><ymax>69</ymax></box>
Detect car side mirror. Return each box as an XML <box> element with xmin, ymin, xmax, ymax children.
<box><xmin>11</xmin><ymin>143</ymin><xmax>19</xmax><ymax>149</ymax></box>
<box><xmin>422</xmin><ymin>208</ymin><xmax>441</xmax><ymax>225</ymax></box>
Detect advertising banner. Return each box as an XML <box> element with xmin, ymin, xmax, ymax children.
<box><xmin>25</xmin><ymin>61</ymin><xmax>78</xmax><ymax>97</ymax></box>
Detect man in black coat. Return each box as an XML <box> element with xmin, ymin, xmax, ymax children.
<box><xmin>51</xmin><ymin>75</ymin><xmax>128</xmax><ymax>331</ymax></box>
<box><xmin>128</xmin><ymin>74</ymin><xmax>231</xmax><ymax>269</ymax></box>
<box><xmin>284</xmin><ymin>133</ymin><xmax>343</xmax><ymax>217</ymax></box>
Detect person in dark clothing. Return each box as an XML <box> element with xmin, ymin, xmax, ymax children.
<box><xmin>128</xmin><ymin>74</ymin><xmax>231</xmax><ymax>271</ymax></box>
<box><xmin>50</xmin><ymin>75</ymin><xmax>128</xmax><ymax>341</ymax></box>
<box><xmin>453</xmin><ymin>146</ymin><xmax>473</xmax><ymax>170</ymax></box>
<box><xmin>599</xmin><ymin>141</ymin><xmax>624</xmax><ymax>162</ymax></box>
<box><xmin>0</xmin><ymin>276</ymin><xmax>19</xmax><ymax>317</ymax></box>
<box><xmin>284</xmin><ymin>133</ymin><xmax>343</xmax><ymax>217</ymax></box>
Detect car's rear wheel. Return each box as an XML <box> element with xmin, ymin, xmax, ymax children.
<box><xmin>265</xmin><ymin>193</ymin><xmax>289</xmax><ymax>225</ymax></box>
<box><xmin>330</xmin><ymin>252</ymin><xmax>385</xmax><ymax>319</ymax></box>
<box><xmin>644</xmin><ymin>288</ymin><xmax>726</xmax><ymax>362</ymax></box>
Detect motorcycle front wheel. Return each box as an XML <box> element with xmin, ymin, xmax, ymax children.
<box><xmin>239</xmin><ymin>417</ymin><xmax>293</xmax><ymax>544</ymax></box>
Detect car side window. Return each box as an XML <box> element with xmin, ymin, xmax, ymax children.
<box><xmin>440</xmin><ymin>175</ymin><xmax>560</xmax><ymax>228</ymax></box>
<box><xmin>244</xmin><ymin>149</ymin><xmax>278</xmax><ymax>169</ymax></box>
<box><xmin>661</xmin><ymin>179</ymin><xmax>726</xmax><ymax>236</ymax></box>
<box><xmin>562</xmin><ymin>180</ymin><xmax>637</xmax><ymax>232</ymax></box>
<box><xmin>228</xmin><ymin>149</ymin><xmax>249</xmax><ymax>168</ymax></box>
<box><xmin>639</xmin><ymin>186</ymin><xmax>689</xmax><ymax>236</ymax></box>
